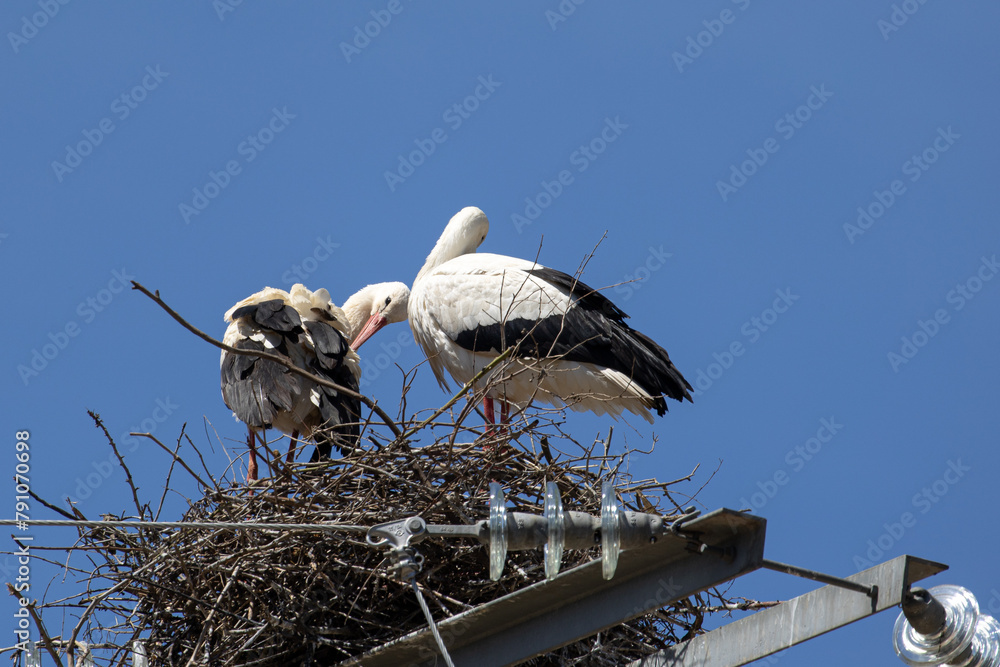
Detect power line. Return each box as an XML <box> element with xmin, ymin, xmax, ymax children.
<box><xmin>0</xmin><ymin>519</ymin><xmax>366</xmax><ymax>533</ymax></box>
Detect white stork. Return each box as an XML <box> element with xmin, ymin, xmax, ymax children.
<box><xmin>409</xmin><ymin>207</ymin><xmax>692</xmax><ymax>426</ymax></box>
<box><xmin>221</xmin><ymin>281</ymin><xmax>409</xmax><ymax>480</ymax></box>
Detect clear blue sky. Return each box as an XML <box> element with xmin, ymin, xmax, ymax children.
<box><xmin>3</xmin><ymin>3</ymin><xmax>998</xmax><ymax>664</ymax></box>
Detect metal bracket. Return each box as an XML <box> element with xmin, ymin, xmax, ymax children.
<box><xmin>367</xmin><ymin>517</ymin><xmax>429</xmax><ymax>581</ymax></box>
<box><xmin>762</xmin><ymin>558</ymin><xmax>879</xmax><ymax>600</ymax></box>
<box><xmin>425</xmin><ymin>521</ymin><xmax>487</xmax><ymax>541</ymax></box>
<box><xmin>669</xmin><ymin>506</ymin><xmax>702</xmax><ymax>538</ymax></box>
<box><xmin>669</xmin><ymin>507</ymin><xmax>739</xmax><ymax>562</ymax></box>
<box><xmin>366</xmin><ymin>516</ymin><xmax>428</xmax><ymax>549</ymax></box>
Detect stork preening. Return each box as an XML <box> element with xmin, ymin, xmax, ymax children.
<box><xmin>221</xmin><ymin>281</ymin><xmax>409</xmax><ymax>481</ymax></box>
<box><xmin>409</xmin><ymin>206</ymin><xmax>692</xmax><ymax>428</ymax></box>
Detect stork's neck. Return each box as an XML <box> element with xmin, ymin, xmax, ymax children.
<box><xmin>415</xmin><ymin>238</ymin><xmax>462</xmax><ymax>284</ymax></box>
<box><xmin>340</xmin><ymin>286</ymin><xmax>377</xmax><ymax>340</ymax></box>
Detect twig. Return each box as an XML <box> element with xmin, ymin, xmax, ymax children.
<box><xmin>88</xmin><ymin>411</ymin><xmax>144</xmax><ymax>518</ymax></box>
<box><xmin>8</xmin><ymin>584</ymin><xmax>65</xmax><ymax>667</ymax></box>
<box><xmin>619</xmin><ymin>465</ymin><xmax>700</xmax><ymax>494</ymax></box>
<box><xmin>154</xmin><ymin>426</ymin><xmax>185</xmax><ymax>521</ymax></box>
<box><xmin>28</xmin><ymin>488</ymin><xmax>77</xmax><ymax>520</ymax></box>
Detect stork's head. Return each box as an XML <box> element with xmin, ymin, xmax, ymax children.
<box><xmin>434</xmin><ymin>206</ymin><xmax>490</xmax><ymax>261</ymax></box>
<box><xmin>344</xmin><ymin>281</ymin><xmax>411</xmax><ymax>350</ymax></box>
<box><xmin>443</xmin><ymin>206</ymin><xmax>489</xmax><ymax>256</ymax></box>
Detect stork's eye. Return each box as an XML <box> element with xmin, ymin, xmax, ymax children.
<box><xmin>384</xmin><ymin>296</ymin><xmax>392</xmax><ymax>306</ymax></box>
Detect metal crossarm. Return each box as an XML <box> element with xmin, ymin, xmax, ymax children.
<box><xmin>340</xmin><ymin>508</ymin><xmax>766</xmax><ymax>667</ymax></box>
<box><xmin>629</xmin><ymin>554</ymin><xmax>948</xmax><ymax>667</ymax></box>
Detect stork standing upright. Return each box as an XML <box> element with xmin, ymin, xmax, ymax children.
<box><xmin>408</xmin><ymin>207</ymin><xmax>692</xmax><ymax>427</ymax></box>
<box><xmin>221</xmin><ymin>281</ymin><xmax>409</xmax><ymax>480</ymax></box>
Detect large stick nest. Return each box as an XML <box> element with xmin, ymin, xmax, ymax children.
<box><xmin>132</xmin><ymin>434</ymin><xmax>697</xmax><ymax>665</ymax></box>
<box><xmin>16</xmin><ymin>401</ymin><xmax>768</xmax><ymax>667</ymax></box>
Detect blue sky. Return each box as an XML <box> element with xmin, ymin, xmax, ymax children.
<box><xmin>3</xmin><ymin>2</ymin><xmax>999</xmax><ymax>664</ymax></box>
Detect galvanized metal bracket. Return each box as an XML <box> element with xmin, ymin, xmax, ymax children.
<box><xmin>366</xmin><ymin>517</ymin><xmax>429</xmax><ymax>581</ymax></box>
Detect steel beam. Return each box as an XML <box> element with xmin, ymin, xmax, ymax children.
<box><xmin>628</xmin><ymin>554</ymin><xmax>948</xmax><ymax>667</ymax></box>
<box><xmin>339</xmin><ymin>508</ymin><xmax>766</xmax><ymax>667</ymax></box>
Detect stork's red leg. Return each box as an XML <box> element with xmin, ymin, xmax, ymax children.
<box><xmin>482</xmin><ymin>396</ymin><xmax>501</xmax><ymax>440</ymax></box>
<box><xmin>483</xmin><ymin>397</ymin><xmax>495</xmax><ymax>425</ymax></box>
<box><xmin>247</xmin><ymin>431</ymin><xmax>258</xmax><ymax>482</ymax></box>
<box><xmin>285</xmin><ymin>430</ymin><xmax>299</xmax><ymax>465</ymax></box>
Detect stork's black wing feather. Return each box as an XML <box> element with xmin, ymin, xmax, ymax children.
<box><xmin>221</xmin><ymin>299</ymin><xmax>309</xmax><ymax>429</ymax></box>
<box><xmin>231</xmin><ymin>299</ymin><xmax>303</xmax><ymax>333</ymax></box>
<box><xmin>453</xmin><ymin>267</ymin><xmax>692</xmax><ymax>414</ymax></box>
<box><xmin>303</xmin><ymin>321</ymin><xmax>361</xmax><ymax>460</ymax></box>
<box><xmin>527</xmin><ymin>267</ymin><xmax>629</xmax><ymax>322</ymax></box>
<box><xmin>220</xmin><ymin>338</ymin><xmax>301</xmax><ymax>428</ymax></box>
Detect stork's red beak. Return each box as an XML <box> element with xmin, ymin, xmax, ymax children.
<box><xmin>351</xmin><ymin>313</ymin><xmax>388</xmax><ymax>350</ymax></box>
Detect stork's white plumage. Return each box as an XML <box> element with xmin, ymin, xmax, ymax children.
<box><xmin>221</xmin><ymin>282</ymin><xmax>409</xmax><ymax>480</ymax></box>
<box><xmin>409</xmin><ymin>207</ymin><xmax>692</xmax><ymax>424</ymax></box>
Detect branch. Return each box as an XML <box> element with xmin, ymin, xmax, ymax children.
<box><xmin>28</xmin><ymin>488</ymin><xmax>77</xmax><ymax>520</ymax></box>
<box><xmin>7</xmin><ymin>584</ymin><xmax>65</xmax><ymax>667</ymax></box>
<box><xmin>130</xmin><ymin>281</ymin><xmax>402</xmax><ymax>440</ymax></box>
<box><xmin>88</xmin><ymin>411</ymin><xmax>144</xmax><ymax>517</ymax></box>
